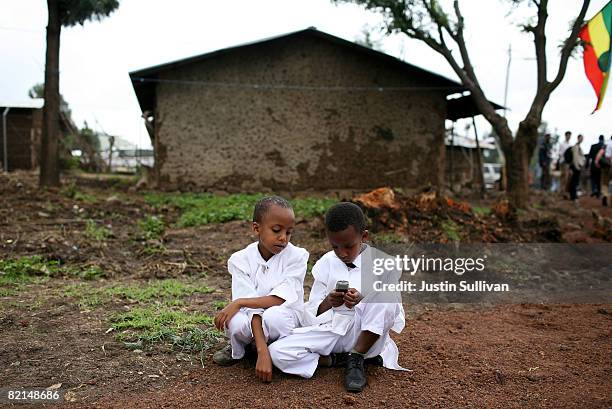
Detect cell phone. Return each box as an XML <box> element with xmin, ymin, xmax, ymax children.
<box><xmin>335</xmin><ymin>280</ymin><xmax>349</xmax><ymax>293</ymax></box>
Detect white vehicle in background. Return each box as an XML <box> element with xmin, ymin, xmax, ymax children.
<box><xmin>483</xmin><ymin>163</ymin><xmax>502</xmax><ymax>189</ymax></box>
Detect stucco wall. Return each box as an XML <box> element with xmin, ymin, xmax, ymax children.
<box><xmin>154</xmin><ymin>35</ymin><xmax>446</xmax><ymax>191</ymax></box>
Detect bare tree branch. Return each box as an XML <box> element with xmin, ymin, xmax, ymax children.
<box><xmin>533</xmin><ymin>0</ymin><xmax>548</xmax><ymax>90</ymax></box>
<box><xmin>548</xmin><ymin>0</ymin><xmax>590</xmax><ymax>91</ymax></box>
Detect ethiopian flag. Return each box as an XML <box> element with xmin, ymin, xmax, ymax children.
<box><xmin>579</xmin><ymin>1</ymin><xmax>612</xmax><ymax>112</ymax></box>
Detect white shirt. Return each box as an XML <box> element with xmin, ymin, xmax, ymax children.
<box><xmin>558</xmin><ymin>139</ymin><xmax>571</xmax><ymax>162</ymax></box>
<box><xmin>228</xmin><ymin>242</ymin><xmax>309</xmax><ymax>319</ymax></box>
<box><xmin>300</xmin><ymin>248</ymin><xmax>405</xmax><ymax>335</ymax></box>
<box><xmin>605</xmin><ymin>144</ymin><xmax>612</xmax><ymax>159</ymax></box>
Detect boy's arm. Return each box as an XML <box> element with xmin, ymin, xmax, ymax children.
<box><xmin>305</xmin><ymin>259</ymin><xmax>344</xmax><ymax>316</ymax></box>
<box><xmin>317</xmin><ymin>289</ymin><xmax>344</xmax><ymax>315</ymax></box>
<box><xmin>236</xmin><ymin>295</ymin><xmax>284</xmax><ymax>309</ymax></box>
<box><xmin>252</xmin><ymin>314</ymin><xmax>272</xmax><ymax>382</ymax></box>
<box><xmin>215</xmin><ymin>257</ymin><xmax>279</xmax><ymax>331</ymax></box>
<box><xmin>215</xmin><ymin>295</ymin><xmax>283</xmax><ymax>331</ymax></box>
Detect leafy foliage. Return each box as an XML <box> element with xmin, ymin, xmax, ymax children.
<box><xmin>59</xmin><ymin>0</ymin><xmax>120</xmax><ymax>26</ymax></box>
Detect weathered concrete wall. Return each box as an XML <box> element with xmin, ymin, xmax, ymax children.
<box><xmin>155</xmin><ymin>35</ymin><xmax>446</xmax><ymax>191</ymax></box>
<box><xmin>0</xmin><ymin>109</ymin><xmax>37</xmax><ymax>171</ymax></box>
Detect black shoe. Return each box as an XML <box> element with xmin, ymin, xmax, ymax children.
<box><xmin>365</xmin><ymin>355</ymin><xmax>384</xmax><ymax>367</ymax></box>
<box><xmin>345</xmin><ymin>353</ymin><xmax>366</xmax><ymax>392</ymax></box>
<box><xmin>330</xmin><ymin>352</ymin><xmax>349</xmax><ymax>367</ymax></box>
<box><xmin>332</xmin><ymin>353</ymin><xmax>383</xmax><ymax>368</ymax></box>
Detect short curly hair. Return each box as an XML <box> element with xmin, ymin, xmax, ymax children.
<box><xmin>324</xmin><ymin>202</ymin><xmax>366</xmax><ymax>233</ymax></box>
<box><xmin>252</xmin><ymin>196</ymin><xmax>293</xmax><ymax>223</ymax></box>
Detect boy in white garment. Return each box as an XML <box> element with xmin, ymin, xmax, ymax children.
<box><xmin>269</xmin><ymin>202</ymin><xmax>405</xmax><ymax>392</ymax></box>
<box><xmin>212</xmin><ymin>196</ymin><xmax>309</xmax><ymax>383</ymax></box>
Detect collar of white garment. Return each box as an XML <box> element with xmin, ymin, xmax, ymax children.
<box><xmin>250</xmin><ymin>241</ymin><xmax>285</xmax><ymax>268</ymax></box>
<box><xmin>332</xmin><ymin>243</ymin><xmax>369</xmax><ymax>269</ymax></box>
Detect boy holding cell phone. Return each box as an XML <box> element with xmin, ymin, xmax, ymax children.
<box><xmin>269</xmin><ymin>202</ymin><xmax>405</xmax><ymax>392</ymax></box>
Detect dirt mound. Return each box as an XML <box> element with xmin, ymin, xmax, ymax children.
<box><xmin>352</xmin><ymin>188</ymin><xmax>560</xmax><ymax>243</ymax></box>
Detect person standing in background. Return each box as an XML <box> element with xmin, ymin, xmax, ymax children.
<box><xmin>558</xmin><ymin>131</ymin><xmax>572</xmax><ymax>198</ymax></box>
<box><xmin>586</xmin><ymin>135</ymin><xmax>605</xmax><ymax>198</ymax></box>
<box><xmin>595</xmin><ymin>136</ymin><xmax>612</xmax><ymax>207</ymax></box>
<box><xmin>569</xmin><ymin>134</ymin><xmax>586</xmax><ymax>203</ymax></box>
<box><xmin>539</xmin><ymin>134</ymin><xmax>553</xmax><ymax>190</ymax></box>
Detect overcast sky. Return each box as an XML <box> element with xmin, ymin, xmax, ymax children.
<box><xmin>1</xmin><ymin>0</ymin><xmax>610</xmax><ymax>150</ymax></box>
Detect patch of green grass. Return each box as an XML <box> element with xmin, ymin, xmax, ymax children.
<box><xmin>0</xmin><ymin>287</ymin><xmax>18</xmax><ymax>297</ymax></box>
<box><xmin>105</xmin><ymin>279</ymin><xmax>214</xmax><ymax>302</ymax></box>
<box><xmin>472</xmin><ymin>206</ymin><xmax>491</xmax><ymax>216</ymax></box>
<box><xmin>292</xmin><ymin>197</ymin><xmax>337</xmax><ymax>219</ymax></box>
<box><xmin>85</xmin><ymin>219</ymin><xmax>111</xmax><ymax>241</ymax></box>
<box><xmin>212</xmin><ymin>300</ymin><xmax>229</xmax><ymax>310</ymax></box>
<box><xmin>62</xmin><ymin>279</ymin><xmax>214</xmax><ymax>310</ymax></box>
<box><xmin>144</xmin><ymin>193</ymin><xmax>336</xmax><ymax>227</ymax></box>
<box><xmin>141</xmin><ymin>244</ymin><xmax>166</xmax><ymax>256</ymax></box>
<box><xmin>138</xmin><ymin>215</ymin><xmax>165</xmax><ymax>240</ymax></box>
<box><xmin>62</xmin><ymin>283</ymin><xmax>107</xmax><ymax>308</ymax></box>
<box><xmin>172</xmin><ymin>327</ymin><xmax>224</xmax><ymax>352</ymax></box>
<box><xmin>60</xmin><ymin>181</ymin><xmax>78</xmax><ymax>198</ymax></box>
<box><xmin>441</xmin><ymin>220</ymin><xmax>461</xmax><ymax>242</ymax></box>
<box><xmin>66</xmin><ymin>265</ymin><xmax>105</xmax><ymax>280</ymax></box>
<box><xmin>0</xmin><ymin>256</ymin><xmax>58</xmax><ymax>294</ymax></box>
<box><xmin>163</xmin><ymin>298</ymin><xmax>186</xmax><ymax>307</ymax></box>
<box><xmin>60</xmin><ymin>182</ymin><xmax>97</xmax><ymax>203</ymax></box>
<box><xmin>110</xmin><ymin>306</ymin><xmax>215</xmax><ymax>345</ymax></box>
<box><xmin>74</xmin><ymin>191</ymin><xmax>98</xmax><ymax>204</ymax></box>
<box><xmin>372</xmin><ymin>232</ymin><xmax>404</xmax><ymax>244</ymax></box>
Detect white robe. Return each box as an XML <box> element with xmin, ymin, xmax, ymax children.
<box><xmin>225</xmin><ymin>242</ymin><xmax>309</xmax><ymax>359</ymax></box>
<box><xmin>269</xmin><ymin>248</ymin><xmax>406</xmax><ymax>378</ymax></box>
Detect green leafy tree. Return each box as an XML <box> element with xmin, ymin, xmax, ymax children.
<box><xmin>334</xmin><ymin>0</ymin><xmax>589</xmax><ymax>207</ymax></box>
<box><xmin>40</xmin><ymin>0</ymin><xmax>119</xmax><ymax>187</ymax></box>
<box><xmin>28</xmin><ymin>82</ymin><xmax>71</xmax><ymax>118</ymax></box>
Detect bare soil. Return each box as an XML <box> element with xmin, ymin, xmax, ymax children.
<box><xmin>0</xmin><ymin>171</ymin><xmax>610</xmax><ymax>408</ymax></box>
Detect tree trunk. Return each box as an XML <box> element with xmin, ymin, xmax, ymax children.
<box><xmin>40</xmin><ymin>0</ymin><xmax>61</xmax><ymax>187</ymax></box>
<box><xmin>505</xmin><ymin>121</ymin><xmax>539</xmax><ymax>208</ymax></box>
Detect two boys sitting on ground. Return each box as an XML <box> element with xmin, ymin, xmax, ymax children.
<box><xmin>213</xmin><ymin>197</ymin><xmax>404</xmax><ymax>392</ymax></box>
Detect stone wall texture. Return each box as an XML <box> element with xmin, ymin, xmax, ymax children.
<box><xmin>153</xmin><ymin>34</ymin><xmax>447</xmax><ymax>191</ymax></box>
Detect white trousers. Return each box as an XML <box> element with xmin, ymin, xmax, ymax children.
<box><xmin>226</xmin><ymin>305</ymin><xmax>299</xmax><ymax>359</ymax></box>
<box><xmin>269</xmin><ymin>302</ymin><xmax>401</xmax><ymax>378</ymax></box>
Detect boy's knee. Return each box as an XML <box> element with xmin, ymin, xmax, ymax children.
<box><xmin>262</xmin><ymin>306</ymin><xmax>295</xmax><ymax>340</ymax></box>
<box><xmin>356</xmin><ymin>303</ymin><xmax>397</xmax><ymax>331</ymax></box>
<box><xmin>226</xmin><ymin>311</ymin><xmax>250</xmax><ymax>336</ymax></box>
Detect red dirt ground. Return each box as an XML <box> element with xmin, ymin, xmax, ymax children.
<box><xmin>69</xmin><ymin>304</ymin><xmax>612</xmax><ymax>409</ymax></box>
<box><xmin>1</xmin><ymin>171</ymin><xmax>610</xmax><ymax>408</ymax></box>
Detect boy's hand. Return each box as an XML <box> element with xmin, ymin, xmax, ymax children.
<box><xmin>326</xmin><ymin>290</ymin><xmax>345</xmax><ymax>308</ymax></box>
<box><xmin>255</xmin><ymin>346</ymin><xmax>273</xmax><ymax>382</ymax></box>
<box><xmin>344</xmin><ymin>288</ymin><xmax>363</xmax><ymax>308</ymax></box>
<box><xmin>214</xmin><ymin>301</ymin><xmax>241</xmax><ymax>331</ymax></box>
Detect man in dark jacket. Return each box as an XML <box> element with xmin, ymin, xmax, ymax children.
<box><xmin>538</xmin><ymin>134</ymin><xmax>553</xmax><ymax>191</ymax></box>
<box><xmin>586</xmin><ymin>135</ymin><xmax>605</xmax><ymax>198</ymax></box>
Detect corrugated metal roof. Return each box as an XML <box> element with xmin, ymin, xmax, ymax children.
<box><xmin>0</xmin><ymin>99</ymin><xmax>44</xmax><ymax>109</ymax></box>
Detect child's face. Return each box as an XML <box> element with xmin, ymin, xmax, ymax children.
<box><xmin>253</xmin><ymin>205</ymin><xmax>295</xmax><ymax>260</ymax></box>
<box><xmin>327</xmin><ymin>225</ymin><xmax>368</xmax><ymax>264</ymax></box>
